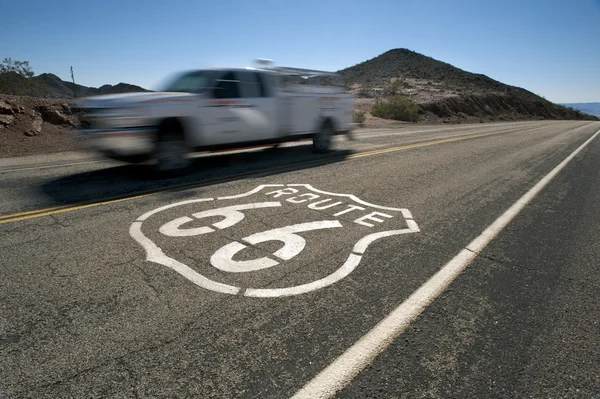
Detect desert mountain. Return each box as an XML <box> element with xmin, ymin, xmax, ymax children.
<box><xmin>0</xmin><ymin>71</ymin><xmax>149</xmax><ymax>99</ymax></box>
<box><xmin>338</xmin><ymin>49</ymin><xmax>597</xmax><ymax>122</ymax></box>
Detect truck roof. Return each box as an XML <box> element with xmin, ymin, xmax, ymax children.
<box><xmin>199</xmin><ymin>66</ymin><xmax>341</xmax><ymax>78</ymax></box>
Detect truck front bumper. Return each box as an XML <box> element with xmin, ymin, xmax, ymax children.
<box><xmin>78</xmin><ymin>127</ymin><xmax>156</xmax><ymax>157</ymax></box>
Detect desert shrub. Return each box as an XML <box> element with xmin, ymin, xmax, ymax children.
<box><xmin>0</xmin><ymin>58</ymin><xmax>49</xmax><ymax>96</ymax></box>
<box><xmin>384</xmin><ymin>79</ymin><xmax>411</xmax><ymax>96</ymax></box>
<box><xmin>357</xmin><ymin>85</ymin><xmax>373</xmax><ymax>98</ymax></box>
<box><xmin>354</xmin><ymin>109</ymin><xmax>366</xmax><ymax>126</ymax></box>
<box><xmin>0</xmin><ymin>72</ymin><xmax>49</xmax><ymax>97</ymax></box>
<box><xmin>371</xmin><ymin>96</ymin><xmax>419</xmax><ymax>122</ymax></box>
<box><xmin>384</xmin><ymin>81</ymin><xmax>398</xmax><ymax>96</ymax></box>
<box><xmin>442</xmin><ymin>78</ymin><xmax>462</xmax><ymax>86</ymax></box>
<box><xmin>1</xmin><ymin>58</ymin><xmax>34</xmax><ymax>77</ymax></box>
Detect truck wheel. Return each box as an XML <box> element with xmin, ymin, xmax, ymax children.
<box><xmin>152</xmin><ymin>124</ymin><xmax>190</xmax><ymax>175</ymax></box>
<box><xmin>312</xmin><ymin>121</ymin><xmax>334</xmax><ymax>153</ymax></box>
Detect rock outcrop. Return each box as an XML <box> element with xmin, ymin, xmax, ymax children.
<box><xmin>0</xmin><ymin>94</ymin><xmax>84</xmax><ymax>156</ymax></box>
<box><xmin>35</xmin><ymin>104</ymin><xmax>74</xmax><ymax>126</ymax></box>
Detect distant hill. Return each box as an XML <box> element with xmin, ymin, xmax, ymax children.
<box><xmin>340</xmin><ymin>48</ymin><xmax>508</xmax><ymax>91</ymax></box>
<box><xmin>559</xmin><ymin>102</ymin><xmax>600</xmax><ymax>117</ymax></box>
<box><xmin>338</xmin><ymin>49</ymin><xmax>597</xmax><ymax>122</ymax></box>
<box><xmin>0</xmin><ymin>71</ymin><xmax>149</xmax><ymax>98</ymax></box>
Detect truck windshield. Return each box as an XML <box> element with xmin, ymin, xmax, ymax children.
<box><xmin>161</xmin><ymin>70</ymin><xmax>212</xmax><ymax>93</ymax></box>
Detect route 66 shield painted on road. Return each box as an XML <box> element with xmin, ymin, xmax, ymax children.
<box><xmin>130</xmin><ymin>184</ymin><xmax>420</xmax><ymax>297</ymax></box>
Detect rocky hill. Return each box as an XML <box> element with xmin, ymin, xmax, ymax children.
<box><xmin>0</xmin><ymin>71</ymin><xmax>149</xmax><ymax>99</ymax></box>
<box><xmin>339</xmin><ymin>49</ymin><xmax>597</xmax><ymax>123</ymax></box>
<box><xmin>341</xmin><ymin>48</ymin><xmax>507</xmax><ymax>90</ymax></box>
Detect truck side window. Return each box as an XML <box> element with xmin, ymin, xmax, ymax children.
<box><xmin>237</xmin><ymin>71</ymin><xmax>262</xmax><ymax>98</ymax></box>
<box><xmin>254</xmin><ymin>72</ymin><xmax>269</xmax><ymax>97</ymax></box>
<box><xmin>212</xmin><ymin>72</ymin><xmax>240</xmax><ymax>99</ymax></box>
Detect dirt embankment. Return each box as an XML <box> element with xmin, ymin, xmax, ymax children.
<box><xmin>0</xmin><ymin>94</ymin><xmax>85</xmax><ymax>157</ymax></box>
<box><xmin>354</xmin><ymin>91</ymin><xmax>598</xmax><ymax>126</ymax></box>
<box><xmin>418</xmin><ymin>93</ymin><xmax>595</xmax><ymax>123</ymax></box>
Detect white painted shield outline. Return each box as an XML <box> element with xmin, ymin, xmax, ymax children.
<box><xmin>129</xmin><ymin>184</ymin><xmax>420</xmax><ymax>297</ymax></box>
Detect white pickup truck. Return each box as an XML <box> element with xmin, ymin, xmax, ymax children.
<box><xmin>71</xmin><ymin>60</ymin><xmax>355</xmax><ymax>173</ymax></box>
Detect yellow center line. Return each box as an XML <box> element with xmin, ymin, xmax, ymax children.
<box><xmin>348</xmin><ymin>127</ymin><xmax>523</xmax><ymax>159</ymax></box>
<box><xmin>0</xmin><ymin>206</ymin><xmax>65</xmax><ymax>220</ymax></box>
<box><xmin>0</xmin><ymin>126</ymin><xmax>530</xmax><ymax>225</ymax></box>
<box><xmin>1</xmin><ymin>194</ymin><xmax>153</xmax><ymax>224</ymax></box>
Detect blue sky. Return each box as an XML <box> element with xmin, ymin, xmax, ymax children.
<box><xmin>1</xmin><ymin>0</ymin><xmax>599</xmax><ymax>102</ymax></box>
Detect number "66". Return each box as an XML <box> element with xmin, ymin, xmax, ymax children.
<box><xmin>158</xmin><ymin>202</ymin><xmax>342</xmax><ymax>273</ymax></box>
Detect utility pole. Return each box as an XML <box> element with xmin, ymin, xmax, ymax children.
<box><xmin>71</xmin><ymin>66</ymin><xmax>76</xmax><ymax>97</ymax></box>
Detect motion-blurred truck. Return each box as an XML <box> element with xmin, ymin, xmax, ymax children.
<box><xmin>70</xmin><ymin>60</ymin><xmax>355</xmax><ymax>173</ymax></box>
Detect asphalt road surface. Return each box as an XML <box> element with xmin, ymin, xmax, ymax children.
<box><xmin>1</xmin><ymin>121</ymin><xmax>599</xmax><ymax>399</ymax></box>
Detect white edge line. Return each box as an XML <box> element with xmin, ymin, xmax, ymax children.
<box><xmin>0</xmin><ymin>159</ymin><xmax>103</xmax><ymax>173</ymax></box>
<box><xmin>291</xmin><ymin>127</ymin><xmax>600</xmax><ymax>399</ymax></box>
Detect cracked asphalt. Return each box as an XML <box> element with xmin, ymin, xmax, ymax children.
<box><xmin>1</xmin><ymin>121</ymin><xmax>599</xmax><ymax>398</ymax></box>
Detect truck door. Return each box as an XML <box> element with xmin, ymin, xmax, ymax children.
<box><xmin>202</xmin><ymin>71</ymin><xmax>245</xmax><ymax>145</ymax></box>
<box><xmin>236</xmin><ymin>70</ymin><xmax>277</xmax><ymax>141</ymax></box>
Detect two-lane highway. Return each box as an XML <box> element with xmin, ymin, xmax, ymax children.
<box><xmin>1</xmin><ymin>120</ymin><xmax>599</xmax><ymax>398</ymax></box>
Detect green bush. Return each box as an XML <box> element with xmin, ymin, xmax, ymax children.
<box><xmin>357</xmin><ymin>85</ymin><xmax>373</xmax><ymax>98</ymax></box>
<box><xmin>0</xmin><ymin>72</ymin><xmax>49</xmax><ymax>97</ymax></box>
<box><xmin>384</xmin><ymin>79</ymin><xmax>411</xmax><ymax>96</ymax></box>
<box><xmin>0</xmin><ymin>57</ymin><xmax>49</xmax><ymax>96</ymax></box>
<box><xmin>354</xmin><ymin>109</ymin><xmax>366</xmax><ymax>126</ymax></box>
<box><xmin>1</xmin><ymin>58</ymin><xmax>34</xmax><ymax>78</ymax></box>
<box><xmin>371</xmin><ymin>96</ymin><xmax>419</xmax><ymax>122</ymax></box>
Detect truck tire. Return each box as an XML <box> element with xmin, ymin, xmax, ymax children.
<box><xmin>312</xmin><ymin>121</ymin><xmax>334</xmax><ymax>153</ymax></box>
<box><xmin>152</xmin><ymin>121</ymin><xmax>191</xmax><ymax>175</ymax></box>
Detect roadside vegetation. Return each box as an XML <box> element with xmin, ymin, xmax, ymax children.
<box><xmin>0</xmin><ymin>58</ymin><xmax>49</xmax><ymax>96</ymax></box>
<box><xmin>354</xmin><ymin>109</ymin><xmax>366</xmax><ymax>126</ymax></box>
<box><xmin>1</xmin><ymin>58</ymin><xmax>34</xmax><ymax>77</ymax></box>
<box><xmin>371</xmin><ymin>96</ymin><xmax>420</xmax><ymax>122</ymax></box>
